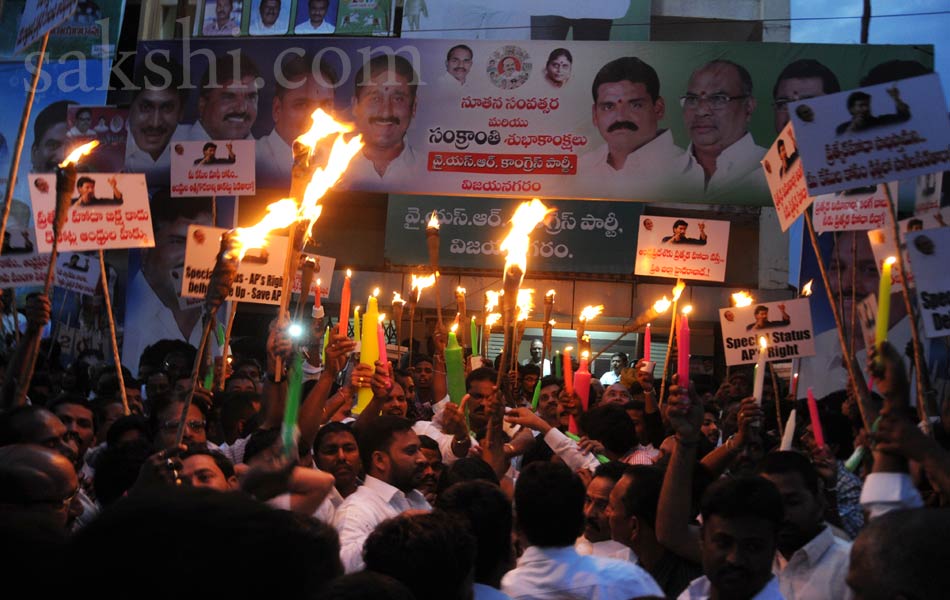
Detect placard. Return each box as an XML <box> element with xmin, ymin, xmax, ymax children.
<box><xmin>906</xmin><ymin>227</ymin><xmax>950</xmax><ymax>338</ymax></box>
<box><xmin>14</xmin><ymin>0</ymin><xmax>77</xmax><ymax>54</ymax></box>
<box><xmin>812</xmin><ymin>182</ymin><xmax>896</xmax><ymax>232</ymax></box>
<box><xmin>634</xmin><ymin>215</ymin><xmax>729</xmax><ymax>282</ymax></box>
<box><xmin>54</xmin><ymin>252</ymin><xmax>100</xmax><ymax>295</ymax></box>
<box><xmin>868</xmin><ymin>206</ymin><xmax>950</xmax><ymax>288</ymax></box>
<box><xmin>790</xmin><ymin>73</ymin><xmax>950</xmax><ymax>196</ymax></box>
<box><xmin>170</xmin><ymin>140</ymin><xmax>256</xmax><ymax>197</ymax></box>
<box><xmin>291</xmin><ymin>252</ymin><xmax>337</xmax><ymax>298</ymax></box>
<box><xmin>915</xmin><ymin>171</ymin><xmax>943</xmax><ymax>215</ymax></box>
<box><xmin>719</xmin><ymin>298</ymin><xmax>815</xmax><ymax>366</ymax></box>
<box><xmin>29</xmin><ymin>173</ymin><xmax>154</xmax><ymax>252</ymax></box>
<box><xmin>0</xmin><ymin>227</ymin><xmax>48</xmax><ymax>287</ymax></box>
<box><xmin>762</xmin><ymin>122</ymin><xmax>810</xmax><ymax>232</ymax></box>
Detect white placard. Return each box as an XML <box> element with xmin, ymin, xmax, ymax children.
<box><xmin>170</xmin><ymin>140</ymin><xmax>256</xmax><ymax>197</ymax></box>
<box><xmin>812</xmin><ymin>182</ymin><xmax>896</xmax><ymax>232</ymax></box>
<box><xmin>15</xmin><ymin>0</ymin><xmax>78</xmax><ymax>54</ymax></box>
<box><xmin>906</xmin><ymin>228</ymin><xmax>950</xmax><ymax>338</ymax></box>
<box><xmin>635</xmin><ymin>215</ymin><xmax>729</xmax><ymax>282</ymax></box>
<box><xmin>762</xmin><ymin>122</ymin><xmax>811</xmax><ymax>232</ymax></box>
<box><xmin>719</xmin><ymin>298</ymin><xmax>815</xmax><ymax>366</ymax></box>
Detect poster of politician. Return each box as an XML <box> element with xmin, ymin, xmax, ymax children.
<box><xmin>635</xmin><ymin>215</ymin><xmax>729</xmax><ymax>282</ymax></box>
<box><xmin>719</xmin><ymin>298</ymin><xmax>815</xmax><ymax>366</ymax></box>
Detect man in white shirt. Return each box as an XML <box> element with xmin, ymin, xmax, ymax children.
<box><xmin>333</xmin><ymin>415</ymin><xmax>431</xmax><ymax>572</ymax></box>
<box><xmin>577</xmin><ymin>461</ymin><xmax>637</xmax><ymax>561</ymax></box>
<box><xmin>294</xmin><ymin>0</ymin><xmax>335</xmax><ymax>34</ymax></box>
<box><xmin>248</xmin><ymin>0</ymin><xmax>289</xmax><ymax>35</ymax></box>
<box><xmin>600</xmin><ymin>352</ymin><xmax>628</xmax><ymax>386</ymax></box>
<box><xmin>760</xmin><ymin>452</ymin><xmax>852</xmax><ymax>599</ymax></box>
<box><xmin>581</xmin><ymin>56</ymin><xmax>691</xmax><ymax>198</ymax></box>
<box><xmin>441</xmin><ymin>44</ymin><xmax>473</xmax><ymax>86</ymax></box>
<box><xmin>678</xmin><ymin>477</ymin><xmax>785</xmax><ymax>600</ymax></box>
<box><xmin>312</xmin><ymin>421</ymin><xmax>363</xmax><ymax>523</ymax></box>
<box><xmin>257</xmin><ymin>53</ymin><xmax>337</xmax><ymax>189</ymax></box>
<box><xmin>202</xmin><ymin>0</ymin><xmax>240</xmax><ymax>35</ymax></box>
<box><xmin>176</xmin><ymin>50</ymin><xmax>260</xmax><ymax>142</ymax></box>
<box><xmin>680</xmin><ymin>60</ymin><xmax>768</xmax><ymax>200</ymax></box>
<box><xmin>502</xmin><ymin>462</ymin><xmax>663</xmax><ymax>600</ymax></box>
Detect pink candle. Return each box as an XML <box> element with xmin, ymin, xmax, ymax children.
<box><xmin>806</xmin><ymin>387</ymin><xmax>826</xmax><ymax>448</ymax></box>
<box><xmin>377</xmin><ymin>321</ymin><xmax>389</xmax><ymax>366</ymax></box>
<box><xmin>338</xmin><ymin>270</ymin><xmax>351</xmax><ymax>337</ymax></box>
<box><xmin>677</xmin><ymin>312</ymin><xmax>690</xmax><ymax>387</ymax></box>
<box><xmin>563</xmin><ymin>346</ymin><xmax>574</xmax><ymax>395</ymax></box>
<box><xmin>644</xmin><ymin>324</ymin><xmax>651</xmax><ymax>362</ymax></box>
<box><xmin>574</xmin><ymin>352</ymin><xmax>592</xmax><ymax>412</ymax></box>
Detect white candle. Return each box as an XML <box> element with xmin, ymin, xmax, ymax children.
<box><xmin>752</xmin><ymin>335</ymin><xmax>767</xmax><ymax>405</ymax></box>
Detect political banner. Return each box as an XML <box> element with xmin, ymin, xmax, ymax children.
<box><xmin>763</xmin><ymin>122</ymin><xmax>810</xmax><ymax>232</ymax></box>
<box><xmin>790</xmin><ymin>73</ymin><xmax>950</xmax><ymax>196</ymax></box>
<box><xmin>170</xmin><ymin>140</ymin><xmax>256</xmax><ymax>197</ymax></box>
<box><xmin>194</xmin><ymin>0</ymin><xmax>390</xmax><ymax>37</ymax></box>
<box><xmin>0</xmin><ymin>227</ymin><xmax>48</xmax><ymax>287</ymax></box>
<box><xmin>54</xmin><ymin>252</ymin><xmax>100</xmax><ymax>295</ymax></box>
<box><xmin>812</xmin><ymin>182</ymin><xmax>897</xmax><ymax>233</ymax></box>
<box><xmin>14</xmin><ymin>0</ymin><xmax>77</xmax><ymax>54</ymax></box>
<box><xmin>634</xmin><ymin>215</ymin><xmax>729</xmax><ymax>282</ymax></box>
<box><xmin>29</xmin><ymin>173</ymin><xmax>154</xmax><ymax>252</ymax></box>
<box><xmin>719</xmin><ymin>298</ymin><xmax>815</xmax><ymax>366</ymax></box>
<box><xmin>130</xmin><ymin>38</ymin><xmax>932</xmax><ymax>205</ymax></box>
<box><xmin>66</xmin><ymin>106</ymin><xmax>129</xmax><ymax>172</ymax></box>
<box><xmin>385</xmin><ymin>195</ymin><xmax>641</xmax><ymax>274</ymax></box>
<box><xmin>906</xmin><ymin>228</ymin><xmax>950</xmax><ymax>338</ymax></box>
<box><xmin>3</xmin><ymin>0</ymin><xmax>124</xmax><ymax>58</ymax></box>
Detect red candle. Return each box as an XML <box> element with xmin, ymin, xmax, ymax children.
<box><xmin>644</xmin><ymin>323</ymin><xmax>651</xmax><ymax>362</ymax></box>
<box><xmin>338</xmin><ymin>269</ymin><xmax>351</xmax><ymax>337</ymax></box>
<box><xmin>806</xmin><ymin>387</ymin><xmax>826</xmax><ymax>448</ymax></box>
<box><xmin>314</xmin><ymin>278</ymin><xmax>322</xmax><ymax>308</ymax></box>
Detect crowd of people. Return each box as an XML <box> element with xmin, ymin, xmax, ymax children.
<box><xmin>2</xmin><ymin>287</ymin><xmax>948</xmax><ymax>600</ymax></box>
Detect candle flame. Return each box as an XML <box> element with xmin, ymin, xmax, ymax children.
<box><xmin>801</xmin><ymin>280</ymin><xmax>814</xmax><ymax>297</ymax></box>
<box><xmin>579</xmin><ymin>305</ymin><xmax>604</xmax><ymax>322</ymax></box>
<box><xmin>486</xmin><ymin>313</ymin><xmax>502</xmax><ymax>328</ymax></box>
<box><xmin>516</xmin><ymin>288</ymin><xmax>534</xmax><ymax>321</ymax></box>
<box><xmin>672</xmin><ymin>281</ymin><xmax>686</xmax><ymax>302</ymax></box>
<box><xmin>392</xmin><ymin>291</ymin><xmax>406</xmax><ymax>306</ymax></box>
<box><xmin>653</xmin><ymin>296</ymin><xmax>671</xmax><ymax>313</ymax></box>
<box><xmin>451</xmin><ymin>320</ymin><xmax>459</xmax><ymax>333</ymax></box>
<box><xmin>564</xmin><ymin>345</ymin><xmax>574</xmax><ymax>352</ymax></box>
<box><xmin>373</xmin><ymin>288</ymin><xmax>380</xmax><ymax>298</ymax></box>
<box><xmin>581</xmin><ymin>350</ymin><xmax>590</xmax><ymax>360</ymax></box>
<box><xmin>59</xmin><ymin>140</ymin><xmax>99</xmax><ymax>168</ymax></box>
<box><xmin>732</xmin><ymin>291</ymin><xmax>754</xmax><ymax>307</ymax></box>
<box><xmin>500</xmin><ymin>199</ymin><xmax>551</xmax><ymax>277</ymax></box>
<box><xmin>456</xmin><ymin>286</ymin><xmax>466</xmax><ymax>295</ymax></box>
<box><xmin>682</xmin><ymin>305</ymin><xmax>693</xmax><ymax>315</ymax></box>
<box><xmin>426</xmin><ymin>211</ymin><xmax>440</xmax><ymax>230</ymax></box>
<box><xmin>759</xmin><ymin>335</ymin><xmax>768</xmax><ymax>350</ymax></box>
<box><xmin>378</xmin><ymin>313</ymin><xmax>386</xmax><ymax>322</ymax></box>
<box><xmin>346</xmin><ymin>269</ymin><xmax>352</xmax><ymax>278</ymax></box>
<box><xmin>548</xmin><ymin>319</ymin><xmax>556</xmax><ymax>326</ymax></box>
<box><xmin>484</xmin><ymin>290</ymin><xmax>501</xmax><ymax>313</ymax></box>
<box><xmin>884</xmin><ymin>256</ymin><xmax>897</xmax><ymax>266</ymax></box>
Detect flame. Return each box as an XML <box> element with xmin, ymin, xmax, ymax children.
<box><xmin>392</xmin><ymin>291</ymin><xmax>406</xmax><ymax>306</ymax></box>
<box><xmin>801</xmin><ymin>280</ymin><xmax>814</xmax><ymax>297</ymax></box>
<box><xmin>232</xmin><ymin>198</ymin><xmax>300</xmax><ymax>259</ymax></box>
<box><xmin>579</xmin><ymin>305</ymin><xmax>604</xmax><ymax>322</ymax></box>
<box><xmin>545</xmin><ymin>289</ymin><xmax>556</xmax><ymax>299</ymax></box>
<box><xmin>565</xmin><ymin>345</ymin><xmax>574</xmax><ymax>352</ymax></box>
<box><xmin>346</xmin><ymin>269</ymin><xmax>352</xmax><ymax>279</ymax></box>
<box><xmin>653</xmin><ymin>296</ymin><xmax>671</xmax><ymax>313</ymax></box>
<box><xmin>516</xmin><ymin>289</ymin><xmax>534</xmax><ymax>321</ymax></box>
<box><xmin>581</xmin><ymin>350</ymin><xmax>590</xmax><ymax>360</ymax></box>
<box><xmin>672</xmin><ymin>281</ymin><xmax>686</xmax><ymax>302</ymax></box>
<box><xmin>484</xmin><ymin>290</ymin><xmax>501</xmax><ymax>313</ymax></box>
<box><xmin>548</xmin><ymin>319</ymin><xmax>556</xmax><ymax>327</ymax></box>
<box><xmin>59</xmin><ymin>140</ymin><xmax>100</xmax><ymax>168</ymax></box>
<box><xmin>295</xmin><ymin>108</ymin><xmax>354</xmax><ymax>149</ymax></box>
<box><xmin>427</xmin><ymin>211</ymin><xmax>440</xmax><ymax>230</ymax></box>
<box><xmin>884</xmin><ymin>256</ymin><xmax>897</xmax><ymax>266</ymax></box>
<box><xmin>500</xmin><ymin>199</ymin><xmax>551</xmax><ymax>276</ymax></box>
<box><xmin>451</xmin><ymin>321</ymin><xmax>459</xmax><ymax>333</ymax></box>
<box><xmin>732</xmin><ymin>291</ymin><xmax>754</xmax><ymax>307</ymax></box>
<box><xmin>759</xmin><ymin>335</ymin><xmax>768</xmax><ymax>350</ymax></box>
<box><xmin>373</xmin><ymin>288</ymin><xmax>380</xmax><ymax>298</ymax></box>
<box><xmin>410</xmin><ymin>273</ymin><xmax>436</xmax><ymax>301</ymax></box>
<box><xmin>486</xmin><ymin>313</ymin><xmax>502</xmax><ymax>328</ymax></box>
<box><xmin>456</xmin><ymin>286</ymin><xmax>466</xmax><ymax>295</ymax></box>
<box><xmin>682</xmin><ymin>305</ymin><xmax>693</xmax><ymax>315</ymax></box>
<box><xmin>378</xmin><ymin>313</ymin><xmax>386</xmax><ymax>322</ymax></box>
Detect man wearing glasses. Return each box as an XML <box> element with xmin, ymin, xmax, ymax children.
<box><xmin>680</xmin><ymin>60</ymin><xmax>768</xmax><ymax>199</ymax></box>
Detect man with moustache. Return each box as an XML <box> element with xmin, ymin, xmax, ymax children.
<box><xmin>441</xmin><ymin>44</ymin><xmax>473</xmax><ymax>87</ymax></box>
<box><xmin>177</xmin><ymin>50</ymin><xmax>260</xmax><ymax>142</ymax></box>
<box><xmin>31</xmin><ymin>100</ymin><xmax>77</xmax><ymax>173</ymax></box>
<box><xmin>580</xmin><ymin>57</ymin><xmax>690</xmax><ymax>197</ymax></box>
<box><xmin>202</xmin><ymin>0</ymin><xmax>240</xmax><ymax>35</ymax></box>
<box><xmin>680</xmin><ymin>60</ymin><xmax>768</xmax><ymax>199</ymax></box>
<box><xmin>256</xmin><ymin>53</ymin><xmax>337</xmax><ymax>188</ymax></box>
<box><xmin>125</xmin><ymin>57</ymin><xmax>187</xmax><ymax>187</ymax></box>
<box><xmin>577</xmin><ymin>461</ymin><xmax>636</xmax><ymax>561</ymax></box>
<box><xmin>249</xmin><ymin>0</ymin><xmax>289</xmax><ymax>34</ymax></box>
<box><xmin>338</xmin><ymin>53</ymin><xmax>420</xmax><ymax>191</ymax></box>
<box><xmin>294</xmin><ymin>0</ymin><xmax>334</xmax><ymax>33</ymax></box>
<box><xmin>312</xmin><ymin>422</ymin><xmax>363</xmax><ymax>523</ymax></box>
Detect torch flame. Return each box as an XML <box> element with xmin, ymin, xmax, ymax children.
<box><xmin>732</xmin><ymin>291</ymin><xmax>754</xmax><ymax>307</ymax></box>
<box><xmin>295</xmin><ymin>108</ymin><xmax>354</xmax><ymax>149</ymax></box>
<box><xmin>500</xmin><ymin>199</ymin><xmax>551</xmax><ymax>277</ymax></box>
<box><xmin>410</xmin><ymin>273</ymin><xmax>437</xmax><ymax>301</ymax></box>
<box><xmin>392</xmin><ymin>291</ymin><xmax>406</xmax><ymax>305</ymax></box>
<box><xmin>516</xmin><ymin>289</ymin><xmax>534</xmax><ymax>321</ymax></box>
<box><xmin>485</xmin><ymin>290</ymin><xmax>501</xmax><ymax>313</ymax></box>
<box><xmin>486</xmin><ymin>313</ymin><xmax>502</xmax><ymax>328</ymax></box>
<box><xmin>426</xmin><ymin>211</ymin><xmax>440</xmax><ymax>230</ymax></box>
<box><xmin>682</xmin><ymin>305</ymin><xmax>693</xmax><ymax>315</ymax></box>
<box><xmin>232</xmin><ymin>198</ymin><xmax>300</xmax><ymax>259</ymax></box>
<box><xmin>546</xmin><ymin>289</ymin><xmax>556</xmax><ymax>298</ymax></box>
<box><xmin>802</xmin><ymin>280</ymin><xmax>814</xmax><ymax>297</ymax></box>
<box><xmin>579</xmin><ymin>305</ymin><xmax>604</xmax><ymax>322</ymax></box>
<box><xmin>59</xmin><ymin>140</ymin><xmax>100</xmax><ymax>168</ymax></box>
<box><xmin>672</xmin><ymin>281</ymin><xmax>686</xmax><ymax>302</ymax></box>
<box><xmin>456</xmin><ymin>286</ymin><xmax>466</xmax><ymax>295</ymax></box>
<box><xmin>653</xmin><ymin>296</ymin><xmax>672</xmax><ymax>313</ymax></box>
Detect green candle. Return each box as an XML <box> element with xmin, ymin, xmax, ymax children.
<box><xmin>530</xmin><ymin>379</ymin><xmax>542</xmax><ymax>411</ymax></box>
<box><xmin>565</xmin><ymin>431</ymin><xmax>609</xmax><ymax>464</ymax></box>
<box><xmin>470</xmin><ymin>317</ymin><xmax>478</xmax><ymax>354</ymax></box>
<box><xmin>445</xmin><ymin>329</ymin><xmax>466</xmax><ymax>405</ymax></box>
<box><xmin>554</xmin><ymin>351</ymin><xmax>562</xmax><ymax>378</ymax></box>
<box><xmin>282</xmin><ymin>351</ymin><xmax>304</xmax><ymax>458</ymax></box>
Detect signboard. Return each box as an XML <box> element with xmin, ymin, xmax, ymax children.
<box><xmin>3</xmin><ymin>0</ymin><xmax>124</xmax><ymax>58</ymax></box>
<box><xmin>763</xmin><ymin>122</ymin><xmax>810</xmax><ymax>232</ymax></box>
<box><xmin>868</xmin><ymin>206</ymin><xmax>950</xmax><ymax>289</ymax></box>
<box><xmin>812</xmin><ymin>182</ymin><xmax>896</xmax><ymax>233</ymax></box>
<box><xmin>170</xmin><ymin>140</ymin><xmax>256</xmax><ymax>197</ymax></box>
<box><xmin>915</xmin><ymin>171</ymin><xmax>943</xmax><ymax>215</ymax></box>
<box><xmin>634</xmin><ymin>215</ymin><xmax>729</xmax><ymax>282</ymax></box>
<box><xmin>54</xmin><ymin>252</ymin><xmax>100</xmax><ymax>295</ymax></box>
<box><xmin>385</xmin><ymin>195</ymin><xmax>641</xmax><ymax>274</ymax></box>
<box><xmin>291</xmin><ymin>252</ymin><xmax>337</xmax><ymax>298</ymax></box>
<box><xmin>790</xmin><ymin>73</ymin><xmax>950</xmax><ymax>196</ymax></box>
<box><xmin>906</xmin><ymin>228</ymin><xmax>950</xmax><ymax>338</ymax></box>
<box><xmin>719</xmin><ymin>298</ymin><xmax>815</xmax><ymax>366</ymax></box>
<box><xmin>29</xmin><ymin>173</ymin><xmax>154</xmax><ymax>252</ymax></box>
<box><xmin>0</xmin><ymin>227</ymin><xmax>48</xmax><ymax>287</ymax></box>
<box><xmin>14</xmin><ymin>0</ymin><xmax>77</xmax><ymax>54</ymax></box>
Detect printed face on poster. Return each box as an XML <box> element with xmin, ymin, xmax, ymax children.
<box><xmin>0</xmin><ymin>227</ymin><xmax>48</xmax><ymax>287</ymax></box>
<box><xmin>915</xmin><ymin>171</ymin><xmax>943</xmax><ymax>214</ymax></box>
<box><xmin>635</xmin><ymin>215</ymin><xmax>729</xmax><ymax>282</ymax></box>
<box><xmin>170</xmin><ymin>140</ymin><xmax>256</xmax><ymax>197</ymax></box>
<box><xmin>762</xmin><ymin>122</ymin><xmax>810</xmax><ymax>232</ymax></box>
<box><xmin>868</xmin><ymin>206</ymin><xmax>950</xmax><ymax>289</ymax></box>
<box><xmin>719</xmin><ymin>298</ymin><xmax>815</xmax><ymax>366</ymax></box>
<box><xmin>812</xmin><ymin>182</ymin><xmax>897</xmax><ymax>233</ymax></box>
<box><xmin>29</xmin><ymin>173</ymin><xmax>154</xmax><ymax>252</ymax></box>
<box><xmin>54</xmin><ymin>252</ymin><xmax>101</xmax><ymax>295</ymax></box>
<box><xmin>66</xmin><ymin>106</ymin><xmax>129</xmax><ymax>173</ymax></box>
<box><xmin>790</xmin><ymin>73</ymin><xmax>950</xmax><ymax>196</ymax></box>
<box><xmin>906</xmin><ymin>228</ymin><xmax>950</xmax><ymax>338</ymax></box>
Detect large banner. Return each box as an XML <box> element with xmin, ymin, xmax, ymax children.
<box><xmin>385</xmin><ymin>195</ymin><xmax>641</xmax><ymax>274</ymax></box>
<box><xmin>131</xmin><ymin>38</ymin><xmax>932</xmax><ymax>206</ymax></box>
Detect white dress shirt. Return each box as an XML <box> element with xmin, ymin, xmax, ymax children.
<box><xmin>859</xmin><ymin>472</ymin><xmax>924</xmax><ymax>520</ymax></box>
<box><xmin>313</xmin><ymin>485</ymin><xmax>346</xmax><ymax>524</ymax></box>
<box><xmin>575</xmin><ymin>536</ymin><xmax>638</xmax><ymax>562</ymax></box>
<box><xmin>295</xmin><ymin>19</ymin><xmax>335</xmax><ymax>34</ymax></box>
<box><xmin>124</xmin><ymin>130</ymin><xmax>174</xmax><ymax>188</ymax></box>
<box><xmin>337</xmin><ymin>143</ymin><xmax>417</xmax><ymax>192</ymax></box>
<box><xmin>679</xmin><ymin>575</ymin><xmax>783</xmax><ymax>600</ymax></box>
<box><xmin>599</xmin><ymin>370</ymin><xmax>621</xmax><ymax>386</ymax></box>
<box><xmin>773</xmin><ymin>526</ymin><xmax>852</xmax><ymax>600</ymax></box>
<box><xmin>543</xmin><ymin>428</ymin><xmax>601</xmax><ymax>473</ymax></box>
<box><xmin>682</xmin><ymin>132</ymin><xmax>769</xmax><ymax>199</ymax></box>
<box><xmin>248</xmin><ymin>14</ymin><xmax>289</xmax><ymax>35</ymax></box>
<box><xmin>580</xmin><ymin>129</ymin><xmax>694</xmax><ymax>199</ymax></box>
<box><xmin>255</xmin><ymin>129</ymin><xmax>293</xmax><ymax>189</ymax></box>
<box><xmin>501</xmin><ymin>545</ymin><xmax>662</xmax><ymax>600</ymax></box>
<box><xmin>332</xmin><ymin>474</ymin><xmax>431</xmax><ymax>573</ymax></box>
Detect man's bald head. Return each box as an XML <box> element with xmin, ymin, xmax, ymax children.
<box><xmin>0</xmin><ymin>444</ymin><xmax>81</xmax><ymax>529</ymax></box>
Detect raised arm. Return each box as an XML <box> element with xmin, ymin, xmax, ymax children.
<box><xmin>299</xmin><ymin>330</ymin><xmax>356</xmax><ymax>452</ymax></box>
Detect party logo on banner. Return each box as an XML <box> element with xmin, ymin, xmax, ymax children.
<box><xmin>170</xmin><ymin>140</ymin><xmax>256</xmax><ymax>197</ymax></box>
<box><xmin>634</xmin><ymin>215</ymin><xmax>729</xmax><ymax>282</ymax></box>
<box><xmin>29</xmin><ymin>173</ymin><xmax>154</xmax><ymax>252</ymax></box>
<box><xmin>719</xmin><ymin>298</ymin><xmax>815</xmax><ymax>366</ymax></box>
<box><xmin>906</xmin><ymin>228</ymin><xmax>950</xmax><ymax>338</ymax></box>
<box><xmin>812</xmin><ymin>182</ymin><xmax>896</xmax><ymax>233</ymax></box>
<box><xmin>762</xmin><ymin>122</ymin><xmax>810</xmax><ymax>232</ymax></box>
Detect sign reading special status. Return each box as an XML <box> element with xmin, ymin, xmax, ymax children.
<box><xmin>790</xmin><ymin>73</ymin><xmax>950</xmax><ymax>196</ymax></box>
<box><xmin>906</xmin><ymin>227</ymin><xmax>950</xmax><ymax>338</ymax></box>
<box><xmin>170</xmin><ymin>140</ymin><xmax>256</xmax><ymax>197</ymax></box>
<box><xmin>634</xmin><ymin>215</ymin><xmax>729</xmax><ymax>282</ymax></box>
<box><xmin>29</xmin><ymin>173</ymin><xmax>154</xmax><ymax>252</ymax></box>
<box><xmin>719</xmin><ymin>298</ymin><xmax>816</xmax><ymax>366</ymax></box>
<box><xmin>763</xmin><ymin>122</ymin><xmax>811</xmax><ymax>232</ymax></box>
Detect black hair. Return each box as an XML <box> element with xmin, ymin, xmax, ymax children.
<box><xmin>772</xmin><ymin>59</ymin><xmax>840</xmax><ymax>98</ymax></box>
<box><xmin>411</xmin><ymin>353</ymin><xmax>433</xmax><ymax>367</ymax></box>
<box><xmin>418</xmin><ymin>433</ymin><xmax>440</xmax><ymax>454</ymax></box>
<box><xmin>860</xmin><ymin>60</ymin><xmax>929</xmax><ymax>86</ymax></box>
<box><xmin>672</xmin><ymin>219</ymin><xmax>689</xmax><ymax>229</ymax></box>
<box><xmin>847</xmin><ymin>91</ymin><xmax>872</xmax><ymax>109</ymax></box>
<box><xmin>275</xmin><ymin>52</ymin><xmax>339</xmax><ymax>99</ymax></box>
<box><xmin>93</xmin><ymin>437</ymin><xmax>152</xmax><ymax>506</ymax></box>
<box><xmin>354</xmin><ymin>54</ymin><xmax>419</xmax><ymax>101</ymax></box>
<box><xmin>519</xmin><ymin>363</ymin><xmax>541</xmax><ymax>378</ymax></box>
<box><xmin>179</xmin><ymin>444</ymin><xmax>235</xmax><ymax>479</ymax></box>
<box><xmin>242</xmin><ymin>428</ymin><xmax>281</xmax><ymax>464</ymax></box>
<box><xmin>105</xmin><ymin>415</ymin><xmax>151</xmax><ymax>448</ymax></box>
<box><xmin>32</xmin><ymin>100</ymin><xmax>76</xmax><ymax>149</ymax></box>
<box><xmin>515</xmin><ymin>462</ymin><xmax>585</xmax><ymax>547</ymax></box>
<box><xmin>700</xmin><ymin>476</ymin><xmax>783</xmax><ymax>532</ymax></box>
<box><xmin>591</xmin><ymin>56</ymin><xmax>660</xmax><ymax>102</ymax></box>
<box><xmin>146</xmin><ymin>195</ymin><xmax>214</xmax><ymax>229</ymax></box>
<box><xmin>437</xmin><ymin>456</ymin><xmax>499</xmax><ymax>495</ymax></box>
<box><xmin>132</xmin><ymin>54</ymin><xmax>188</xmax><ymax>106</ymax></box>
<box><xmin>202</xmin><ymin>142</ymin><xmax>217</xmax><ymax>151</ymax></box>
<box><xmin>314</xmin><ymin>421</ymin><xmax>357</xmax><ymax>453</ymax></box>
<box><xmin>697</xmin><ymin>59</ymin><xmax>754</xmax><ymax>96</ymax></box>
<box><xmin>356</xmin><ymin>415</ymin><xmax>413</xmax><ymax>473</ymax></box>
<box><xmin>318</xmin><ymin>572</ymin><xmax>416</xmax><ymax>600</ymax></box>
<box><xmin>200</xmin><ymin>49</ymin><xmax>261</xmax><ymax>96</ymax></box>
<box><xmin>546</xmin><ymin>47</ymin><xmax>573</xmax><ymax>67</ymax></box>
<box><xmin>754</xmin><ymin>305</ymin><xmax>768</xmax><ymax>314</ymax></box>
<box><xmin>76</xmin><ymin>176</ymin><xmax>94</xmax><ymax>189</ymax></box>
<box><xmin>76</xmin><ymin>108</ymin><xmax>92</xmax><ymax>118</ymax></box>
<box><xmin>466</xmin><ymin>366</ymin><xmax>497</xmax><ymax>391</ymax></box>
<box><xmin>539</xmin><ymin>375</ymin><xmax>562</xmax><ymax>390</ymax></box>
<box><xmin>592</xmin><ymin>460</ymin><xmax>628</xmax><ymax>483</ymax></box>
<box><xmin>437</xmin><ymin>480</ymin><xmax>513</xmax><ymax>585</ymax></box>
<box><xmin>218</xmin><ymin>391</ymin><xmax>260</xmax><ymax>443</ymax></box>
<box><xmin>759</xmin><ymin>451</ymin><xmax>820</xmax><ymax>496</ymax></box>
<box><xmin>445</xmin><ymin>44</ymin><xmax>473</xmax><ymax>62</ymax></box>
<box><xmin>580</xmin><ymin>403</ymin><xmax>638</xmax><ymax>456</ymax></box>
<box><xmin>618</xmin><ymin>465</ymin><xmax>664</xmax><ymax>529</ymax></box>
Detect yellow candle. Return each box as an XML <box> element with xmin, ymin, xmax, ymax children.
<box><xmin>354</xmin><ymin>295</ymin><xmax>379</xmax><ymax>415</ymax></box>
<box><xmin>875</xmin><ymin>257</ymin><xmax>896</xmax><ymax>349</ymax></box>
<box><xmin>353</xmin><ymin>305</ymin><xmax>361</xmax><ymax>341</ymax></box>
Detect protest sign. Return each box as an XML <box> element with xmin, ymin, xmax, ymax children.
<box><xmin>54</xmin><ymin>252</ymin><xmax>100</xmax><ymax>295</ymax></box>
<box><xmin>0</xmin><ymin>227</ymin><xmax>48</xmax><ymax>287</ymax></box>
<box><xmin>790</xmin><ymin>73</ymin><xmax>950</xmax><ymax>196</ymax></box>
<box><xmin>29</xmin><ymin>173</ymin><xmax>154</xmax><ymax>252</ymax></box>
<box><xmin>183</xmin><ymin>225</ymin><xmax>292</xmax><ymax>305</ymax></box>
<box><xmin>915</xmin><ymin>172</ymin><xmax>943</xmax><ymax>215</ymax></box>
<box><xmin>719</xmin><ymin>298</ymin><xmax>815</xmax><ymax>366</ymax></box>
<box><xmin>291</xmin><ymin>252</ymin><xmax>337</xmax><ymax>298</ymax></box>
<box><xmin>763</xmin><ymin>122</ymin><xmax>810</xmax><ymax>232</ymax></box>
<box><xmin>3</xmin><ymin>0</ymin><xmax>123</xmax><ymax>58</ymax></box>
<box><xmin>812</xmin><ymin>182</ymin><xmax>897</xmax><ymax>233</ymax></box>
<box><xmin>868</xmin><ymin>206</ymin><xmax>950</xmax><ymax>288</ymax></box>
<box><xmin>66</xmin><ymin>106</ymin><xmax>129</xmax><ymax>172</ymax></box>
<box><xmin>386</xmin><ymin>196</ymin><xmax>641</xmax><ymax>274</ymax></box>
<box><xmin>14</xmin><ymin>0</ymin><xmax>77</xmax><ymax>54</ymax></box>
<box><xmin>635</xmin><ymin>215</ymin><xmax>729</xmax><ymax>282</ymax></box>
<box><xmin>906</xmin><ymin>227</ymin><xmax>950</xmax><ymax>338</ymax></box>
<box><xmin>170</xmin><ymin>140</ymin><xmax>256</xmax><ymax>197</ymax></box>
